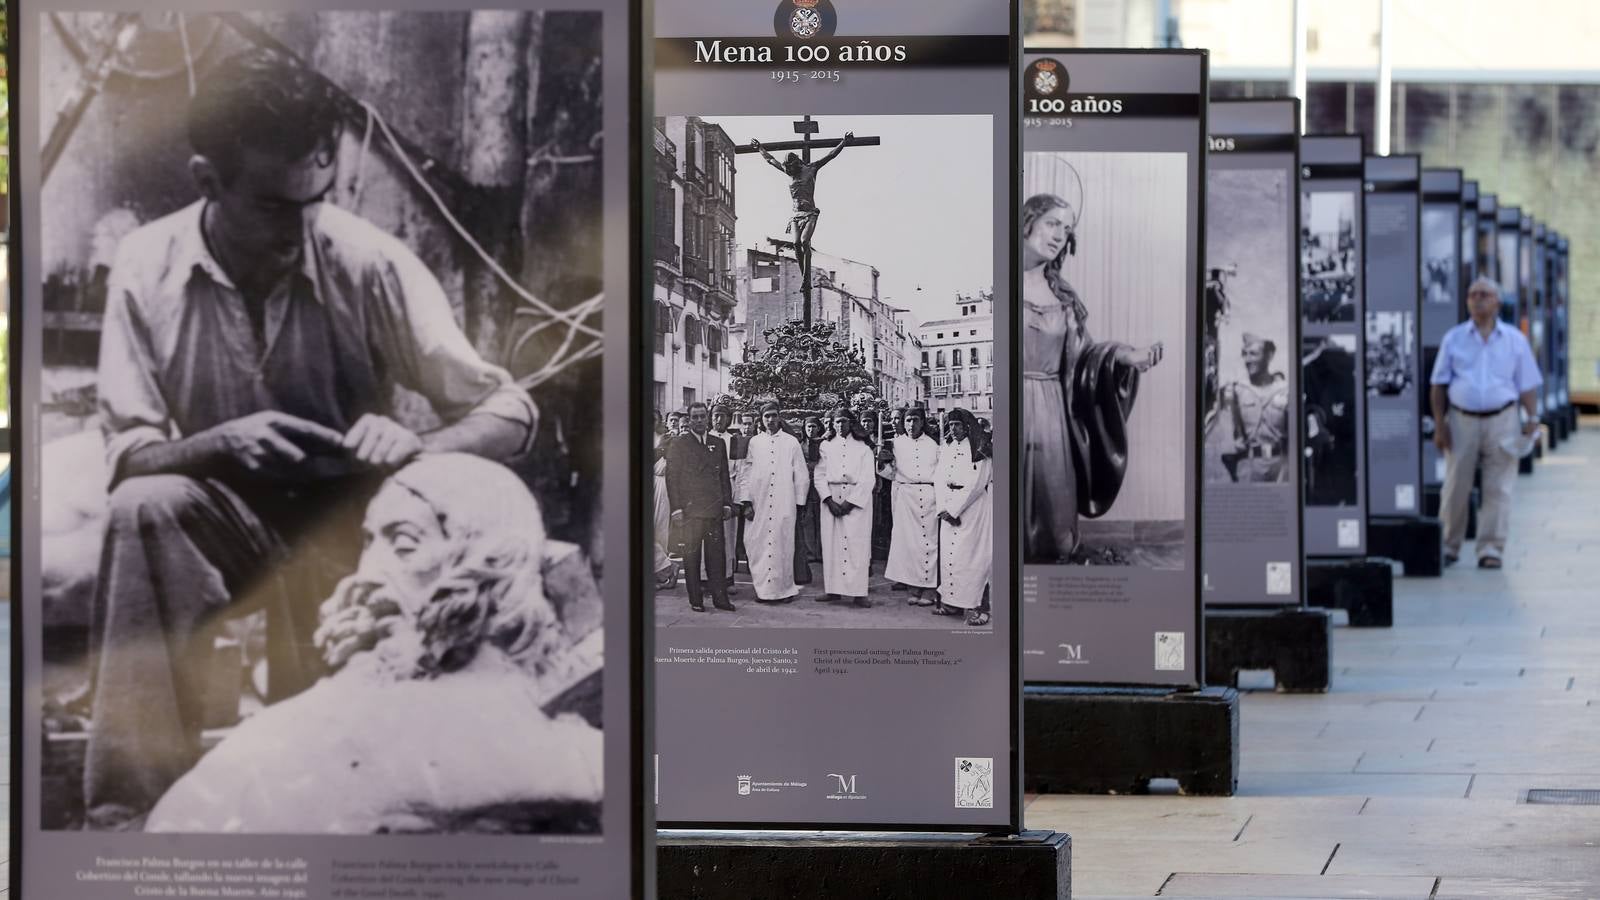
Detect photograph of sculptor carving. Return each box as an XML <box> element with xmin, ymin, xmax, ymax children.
<box><xmin>1301</xmin><ymin>191</ymin><xmax>1358</xmax><ymax>323</ymax></box>
<box><xmin>1021</xmin><ymin>152</ymin><xmax>1186</xmax><ymax>569</ymax></box>
<box><xmin>37</xmin><ymin>11</ymin><xmax>607</xmax><ymax>833</ymax></box>
<box><xmin>1204</xmin><ymin>168</ymin><xmax>1292</xmax><ymax>485</ymax></box>
<box><xmin>1303</xmin><ymin>334</ymin><xmax>1360</xmax><ymax>507</ymax></box>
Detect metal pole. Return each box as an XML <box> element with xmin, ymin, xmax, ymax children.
<box><xmin>1376</xmin><ymin>0</ymin><xmax>1392</xmax><ymax>155</ymax></box>
<box><xmin>1291</xmin><ymin>0</ymin><xmax>1308</xmax><ymax>133</ymax></box>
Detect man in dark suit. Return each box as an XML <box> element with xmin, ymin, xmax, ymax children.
<box><xmin>667</xmin><ymin>402</ymin><xmax>736</xmax><ymax>612</ymax></box>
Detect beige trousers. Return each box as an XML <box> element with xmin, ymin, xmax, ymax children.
<box><xmin>1439</xmin><ymin>406</ymin><xmax>1519</xmax><ymax>560</ymax></box>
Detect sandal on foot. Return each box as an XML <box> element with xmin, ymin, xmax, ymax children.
<box><xmin>1478</xmin><ymin>556</ymin><xmax>1502</xmax><ymax>569</ymax></box>
<box><xmin>931</xmin><ymin>601</ymin><xmax>963</xmax><ymax>617</ymax></box>
<box><xmin>965</xmin><ymin>609</ymin><xmax>991</xmax><ymax>627</ymax></box>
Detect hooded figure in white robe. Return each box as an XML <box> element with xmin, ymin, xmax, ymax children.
<box><xmin>883</xmin><ymin>405</ymin><xmax>942</xmax><ymax>596</ymax></box>
<box><xmin>737</xmin><ymin>404</ymin><xmax>810</xmax><ymax>601</ymax></box>
<box><xmin>936</xmin><ymin>410</ymin><xmax>994</xmax><ymax>618</ymax></box>
<box><xmin>815</xmin><ymin>407</ymin><xmax>877</xmax><ymax>604</ymax></box>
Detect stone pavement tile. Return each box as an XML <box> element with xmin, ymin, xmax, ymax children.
<box><xmin>1458</xmin><ymin>773</ymin><xmax>1600</xmax><ymax>804</ymax></box>
<box><xmin>1240</xmin><ymin>749</ymin><xmax>1366</xmax><ymax>773</ymax></box>
<box><xmin>1356</xmin><ymin>747</ymin><xmax>1600</xmax><ymax>775</ymax></box>
<box><xmin>1025</xmin><ymin>795</ymin><xmax>1249</xmax><ymax>841</ymax></box>
<box><xmin>1243</xmin><ymin>805</ymin><xmax>1600</xmax><ymax>845</ymax></box>
<box><xmin>1433</xmin><ymin>877</ymin><xmax>1600</xmax><ymax>898</ymax></box>
<box><xmin>1155</xmin><ymin>873</ymin><xmax>1437</xmax><ymax>899</ymax></box>
<box><xmin>1067</xmin><ymin>837</ymin><xmax>1336</xmax><ymax>895</ymax></box>
<box><xmin>1329</xmin><ymin>841</ymin><xmax>1600</xmax><ymax>881</ymax></box>
<box><xmin>1236</xmin><ymin>772</ymin><xmax>1473</xmax><ymax>798</ymax></box>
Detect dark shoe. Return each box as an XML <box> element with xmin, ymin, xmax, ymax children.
<box><xmin>726</xmin><ymin>585</ymin><xmax>741</xmax><ymax>596</ymax></box>
<box><xmin>890</xmin><ymin>582</ymin><xmax>907</xmax><ymax>592</ymax></box>
<box><xmin>1442</xmin><ymin>552</ymin><xmax>1459</xmax><ymax>567</ymax></box>
<box><xmin>713</xmin><ymin>597</ymin><xmax>736</xmax><ymax>611</ymax></box>
<box><xmin>818</xmin><ymin>593</ymin><xmax>839</xmax><ymax>603</ymax></box>
<box><xmin>853</xmin><ymin>595</ymin><xmax>872</xmax><ymax>608</ymax></box>
<box><xmin>1477</xmin><ymin>556</ymin><xmax>1502</xmax><ymax>569</ymax></box>
<box><xmin>689</xmin><ymin>601</ymin><xmax>706</xmax><ymax>612</ymax></box>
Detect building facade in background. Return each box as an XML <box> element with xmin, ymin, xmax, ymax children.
<box><xmin>740</xmin><ymin>244</ymin><xmax>925</xmax><ymax>410</ymax></box>
<box><xmin>653</xmin><ymin>116</ymin><xmax>742</xmax><ymax>414</ymax></box>
<box><xmin>916</xmin><ymin>292</ymin><xmax>996</xmax><ymax>418</ymax></box>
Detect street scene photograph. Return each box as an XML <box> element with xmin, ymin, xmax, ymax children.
<box><xmin>649</xmin><ymin>114</ymin><xmax>998</xmax><ymax>629</ymax></box>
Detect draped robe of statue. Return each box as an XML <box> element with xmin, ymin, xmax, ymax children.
<box><xmin>1022</xmin><ymin>276</ymin><xmax>1140</xmax><ymax>563</ymax></box>
<box><xmin>883</xmin><ymin>432</ymin><xmax>942</xmax><ymax>588</ymax></box>
<box><xmin>814</xmin><ymin>435</ymin><xmax>876</xmax><ymax>597</ymax></box>
<box><xmin>737</xmin><ymin>429</ymin><xmax>810</xmax><ymax>600</ymax></box>
<box><xmin>936</xmin><ymin>440</ymin><xmax>993</xmax><ymax>610</ymax></box>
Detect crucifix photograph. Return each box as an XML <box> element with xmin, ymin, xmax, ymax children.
<box><xmin>737</xmin><ymin>115</ymin><xmax>880</xmax><ymax>322</ymax></box>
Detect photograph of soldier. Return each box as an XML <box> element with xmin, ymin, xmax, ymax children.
<box><xmin>651</xmin><ymin>113</ymin><xmax>996</xmax><ymax>629</ymax></box>
<box><xmin>1303</xmin><ymin>335</ymin><xmax>1361</xmax><ymax>506</ymax></box>
<box><xmin>1301</xmin><ymin>191</ymin><xmax>1358</xmax><ymax>323</ymax></box>
<box><xmin>1022</xmin><ymin>152</ymin><xmax>1185</xmax><ymax>570</ymax></box>
<box><xmin>1204</xmin><ymin>168</ymin><xmax>1293</xmax><ymax>485</ymax></box>
<box><xmin>36</xmin><ymin>10</ymin><xmax>608</xmax><ymax>832</ymax></box>
<box><xmin>1366</xmin><ymin>311</ymin><xmax>1416</xmax><ymax>397</ymax></box>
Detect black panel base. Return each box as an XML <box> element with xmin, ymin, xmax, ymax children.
<box><xmin>1368</xmin><ymin>515</ymin><xmax>1444</xmax><ymax>577</ymax></box>
<box><xmin>1205</xmin><ymin>606</ymin><xmax>1332</xmax><ymax>692</ymax></box>
<box><xmin>1519</xmin><ymin>452</ymin><xmax>1535</xmax><ymax>475</ymax></box>
<box><xmin>1544</xmin><ymin>413</ymin><xmax>1563</xmax><ymax>448</ymax></box>
<box><xmin>658</xmin><ymin>830</ymin><xmax>1071</xmax><ymax>900</ymax></box>
<box><xmin>1568</xmin><ymin>404</ymin><xmax>1580</xmax><ymax>434</ymax></box>
<box><xmin>1024</xmin><ymin>685</ymin><xmax>1238</xmax><ymax>796</ymax></box>
<box><xmin>1307</xmin><ymin>556</ymin><xmax>1394</xmax><ymax>627</ymax></box>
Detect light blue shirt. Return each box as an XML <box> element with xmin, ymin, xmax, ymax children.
<box><xmin>1429</xmin><ymin>319</ymin><xmax>1542</xmax><ymax>413</ymax></box>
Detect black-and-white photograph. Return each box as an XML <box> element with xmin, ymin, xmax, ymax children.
<box><xmin>38</xmin><ymin>11</ymin><xmax>607</xmax><ymax>833</ymax></box>
<box><xmin>650</xmin><ymin>114</ymin><xmax>997</xmax><ymax>630</ymax></box>
<box><xmin>1301</xmin><ymin>190</ymin><xmax>1357</xmax><ymax>323</ymax></box>
<box><xmin>1021</xmin><ymin>151</ymin><xmax>1187</xmax><ymax>569</ymax></box>
<box><xmin>1204</xmin><ymin>169</ymin><xmax>1291</xmax><ymax>485</ymax></box>
<box><xmin>1423</xmin><ymin>206</ymin><xmax>1459</xmax><ymax>306</ymax></box>
<box><xmin>1303</xmin><ymin>335</ymin><xmax>1360</xmax><ymax>507</ymax></box>
<box><xmin>1365</xmin><ymin>311</ymin><xmax>1415</xmax><ymax>397</ymax></box>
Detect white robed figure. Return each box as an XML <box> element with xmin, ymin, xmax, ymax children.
<box><xmin>815</xmin><ymin>406</ymin><xmax>877</xmax><ymax>606</ymax></box>
<box><xmin>883</xmin><ymin>405</ymin><xmax>942</xmax><ymax>601</ymax></box>
<box><xmin>737</xmin><ymin>403</ymin><xmax>810</xmax><ymax>601</ymax></box>
<box><xmin>934</xmin><ymin>409</ymin><xmax>994</xmax><ymax>626</ymax></box>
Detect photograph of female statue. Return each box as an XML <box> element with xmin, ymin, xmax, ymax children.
<box><xmin>1021</xmin><ymin>152</ymin><xmax>1188</xmax><ymax>569</ymax></box>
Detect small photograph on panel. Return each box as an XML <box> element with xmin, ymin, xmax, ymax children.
<box><xmin>1423</xmin><ymin>206</ymin><xmax>1459</xmax><ymax>306</ymax></box>
<box><xmin>651</xmin><ymin>114</ymin><xmax>997</xmax><ymax>630</ymax></box>
<box><xmin>1021</xmin><ymin>152</ymin><xmax>1187</xmax><ymax>570</ymax></box>
<box><xmin>1365</xmin><ymin>311</ymin><xmax>1416</xmax><ymax>397</ymax></box>
<box><xmin>1301</xmin><ymin>190</ymin><xmax>1358</xmax><ymax>323</ymax></box>
<box><xmin>39</xmin><ymin>11</ymin><xmax>607</xmax><ymax>834</ymax></box>
<box><xmin>1302</xmin><ymin>335</ymin><xmax>1360</xmax><ymax>507</ymax></box>
<box><xmin>1203</xmin><ymin>169</ymin><xmax>1291</xmax><ymax>485</ymax></box>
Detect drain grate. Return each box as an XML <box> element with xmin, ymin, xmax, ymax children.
<box><xmin>1525</xmin><ymin>789</ymin><xmax>1600</xmax><ymax>805</ymax></box>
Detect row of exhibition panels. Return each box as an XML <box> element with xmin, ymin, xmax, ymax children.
<box><xmin>4</xmin><ymin>15</ymin><xmax>1586</xmax><ymax>898</ymax></box>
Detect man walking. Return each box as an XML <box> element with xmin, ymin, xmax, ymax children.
<box><xmin>737</xmin><ymin>403</ymin><xmax>809</xmax><ymax>602</ymax></box>
<box><xmin>1431</xmin><ymin>277</ymin><xmax>1542</xmax><ymax>569</ymax></box>
<box><xmin>667</xmin><ymin>402</ymin><xmax>736</xmax><ymax>611</ymax></box>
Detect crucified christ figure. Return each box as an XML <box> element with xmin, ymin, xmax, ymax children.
<box><xmin>751</xmin><ymin>131</ymin><xmax>854</xmax><ymax>302</ymax></box>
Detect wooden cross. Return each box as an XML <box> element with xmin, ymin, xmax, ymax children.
<box><xmin>735</xmin><ymin>116</ymin><xmax>881</xmax><ymax>325</ymax></box>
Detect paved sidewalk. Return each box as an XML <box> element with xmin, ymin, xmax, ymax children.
<box><xmin>1027</xmin><ymin>419</ymin><xmax>1600</xmax><ymax>899</ymax></box>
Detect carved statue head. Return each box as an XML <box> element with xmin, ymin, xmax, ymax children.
<box><xmin>314</xmin><ymin>454</ymin><xmax>562</xmax><ymax>680</ymax></box>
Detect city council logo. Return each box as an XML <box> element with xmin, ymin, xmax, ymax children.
<box><xmin>737</xmin><ymin>775</ymin><xmax>752</xmax><ymax>796</ymax></box>
<box><xmin>1032</xmin><ymin>58</ymin><xmax>1062</xmax><ymax>95</ymax></box>
<box><xmin>775</xmin><ymin>0</ymin><xmax>837</xmax><ymax>40</ymax></box>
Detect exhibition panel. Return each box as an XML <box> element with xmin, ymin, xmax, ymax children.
<box><xmin>11</xmin><ymin>1</ymin><xmax>648</xmax><ymax>897</ymax></box>
<box><xmin>1459</xmin><ymin>180</ymin><xmax>1479</xmax><ymax>321</ymax></box>
<box><xmin>1477</xmin><ymin>192</ymin><xmax>1499</xmax><ymax>283</ymax></box>
<box><xmin>651</xmin><ymin>0</ymin><xmax>1020</xmax><ymax>831</ymax></box>
<box><xmin>1020</xmin><ymin>48</ymin><xmax>1207</xmax><ymax>687</ymax></box>
<box><xmin>1496</xmin><ymin>205</ymin><xmax>1523</xmax><ymax>328</ymax></box>
<box><xmin>1362</xmin><ymin>155</ymin><xmax>1423</xmax><ymax>519</ymax></box>
<box><xmin>1420</xmin><ymin>168</ymin><xmax>1462</xmax><ymax>489</ymax></box>
<box><xmin>1201</xmin><ymin>99</ymin><xmax>1304</xmax><ymax>609</ymax></box>
<box><xmin>1300</xmin><ymin>135</ymin><xmax>1368</xmax><ymax>558</ymax></box>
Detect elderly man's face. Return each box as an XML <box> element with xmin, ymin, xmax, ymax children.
<box><xmin>349</xmin><ymin>483</ymin><xmax>452</xmax><ymax>618</ymax></box>
<box><xmin>1468</xmin><ymin>284</ymin><xmax>1501</xmax><ymax>321</ymax></box>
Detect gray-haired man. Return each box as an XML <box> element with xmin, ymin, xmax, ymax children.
<box><xmin>1430</xmin><ymin>277</ymin><xmax>1542</xmax><ymax>569</ymax></box>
